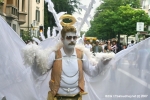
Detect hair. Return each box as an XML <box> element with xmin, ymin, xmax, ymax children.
<box><xmin>61</xmin><ymin>25</ymin><xmax>76</xmax><ymax>38</ymax></box>
<box><xmin>131</xmin><ymin>40</ymin><xmax>134</xmax><ymax>43</ymax></box>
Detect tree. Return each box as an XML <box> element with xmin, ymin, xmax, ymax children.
<box><xmin>86</xmin><ymin>0</ymin><xmax>150</xmax><ymax>43</ymax></box>
<box><xmin>44</xmin><ymin>0</ymin><xmax>81</xmax><ymax>37</ymax></box>
<box><xmin>21</xmin><ymin>30</ymin><xmax>32</xmax><ymax>43</ymax></box>
<box><xmin>122</xmin><ymin>0</ymin><xmax>141</xmax><ymax>8</ymax></box>
<box><xmin>88</xmin><ymin>0</ymin><xmax>127</xmax><ymax>40</ymax></box>
<box><xmin>86</xmin><ymin>9</ymin><xmax>117</xmax><ymax>40</ymax></box>
<box><xmin>112</xmin><ymin>5</ymin><xmax>150</xmax><ymax>43</ymax></box>
<box><xmin>94</xmin><ymin>0</ymin><xmax>141</xmax><ymax>17</ymax></box>
<box><xmin>0</xmin><ymin>0</ymin><xmax>4</xmax><ymax>3</ymax></box>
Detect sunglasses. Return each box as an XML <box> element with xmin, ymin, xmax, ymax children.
<box><xmin>66</xmin><ymin>36</ymin><xmax>77</xmax><ymax>40</ymax></box>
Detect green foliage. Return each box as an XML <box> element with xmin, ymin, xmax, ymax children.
<box><xmin>96</xmin><ymin>0</ymin><xmax>140</xmax><ymax>13</ymax></box>
<box><xmin>21</xmin><ymin>31</ymin><xmax>32</xmax><ymax>43</ymax></box>
<box><xmin>122</xmin><ymin>0</ymin><xmax>141</xmax><ymax>8</ymax></box>
<box><xmin>98</xmin><ymin>0</ymin><xmax>122</xmax><ymax>11</ymax></box>
<box><xmin>114</xmin><ymin>5</ymin><xmax>150</xmax><ymax>37</ymax></box>
<box><xmin>44</xmin><ymin>0</ymin><xmax>81</xmax><ymax>37</ymax></box>
<box><xmin>0</xmin><ymin>0</ymin><xmax>4</xmax><ymax>3</ymax></box>
<box><xmin>80</xmin><ymin>31</ymin><xmax>86</xmax><ymax>37</ymax></box>
<box><xmin>86</xmin><ymin>0</ymin><xmax>150</xmax><ymax>41</ymax></box>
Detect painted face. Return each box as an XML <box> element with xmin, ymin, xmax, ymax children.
<box><xmin>62</xmin><ymin>32</ymin><xmax>77</xmax><ymax>50</ymax></box>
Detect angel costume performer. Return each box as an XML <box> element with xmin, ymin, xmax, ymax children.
<box><xmin>0</xmin><ymin>0</ymin><xmax>150</xmax><ymax>100</ymax></box>
<box><xmin>36</xmin><ymin>23</ymin><xmax>114</xmax><ymax>100</ymax></box>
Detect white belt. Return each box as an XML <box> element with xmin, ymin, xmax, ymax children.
<box><xmin>58</xmin><ymin>87</ymin><xmax>80</xmax><ymax>95</ymax></box>
<box><xmin>61</xmin><ymin>87</ymin><xmax>77</xmax><ymax>93</ymax></box>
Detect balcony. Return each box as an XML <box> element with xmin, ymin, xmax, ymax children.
<box><xmin>18</xmin><ymin>11</ymin><xmax>27</xmax><ymax>24</ymax></box>
<box><xmin>5</xmin><ymin>5</ymin><xmax>18</xmax><ymax>19</ymax></box>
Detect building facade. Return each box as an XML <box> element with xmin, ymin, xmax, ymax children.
<box><xmin>0</xmin><ymin>0</ymin><xmax>27</xmax><ymax>34</ymax></box>
<box><xmin>0</xmin><ymin>0</ymin><xmax>44</xmax><ymax>37</ymax></box>
<box><xmin>20</xmin><ymin>0</ymin><xmax>44</xmax><ymax>38</ymax></box>
<box><xmin>141</xmin><ymin>0</ymin><xmax>150</xmax><ymax>16</ymax></box>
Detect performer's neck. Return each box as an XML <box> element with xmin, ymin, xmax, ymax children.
<box><xmin>63</xmin><ymin>47</ymin><xmax>74</xmax><ymax>57</ymax></box>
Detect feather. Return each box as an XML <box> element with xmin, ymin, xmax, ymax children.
<box><xmin>54</xmin><ymin>26</ymin><xmax>59</xmax><ymax>31</ymax></box>
<box><xmin>57</xmin><ymin>12</ymin><xmax>67</xmax><ymax>19</ymax></box>
<box><xmin>45</xmin><ymin>0</ymin><xmax>62</xmax><ymax>33</ymax></box>
<box><xmin>76</xmin><ymin>0</ymin><xmax>95</xmax><ymax>36</ymax></box>
<box><xmin>77</xmin><ymin>17</ymin><xmax>82</xmax><ymax>21</ymax></box>
<box><xmin>35</xmin><ymin>40</ymin><xmax>63</xmax><ymax>74</ymax></box>
<box><xmin>78</xmin><ymin>5</ymin><xmax>87</xmax><ymax>10</ymax></box>
<box><xmin>95</xmin><ymin>52</ymin><xmax>115</xmax><ymax>62</ymax></box>
<box><xmin>89</xmin><ymin>15</ymin><xmax>92</xmax><ymax>19</ymax></box>
<box><xmin>47</xmin><ymin>27</ymin><xmax>51</xmax><ymax>38</ymax></box>
<box><xmin>40</xmin><ymin>32</ymin><xmax>45</xmax><ymax>40</ymax></box>
<box><xmin>82</xmin><ymin>33</ymin><xmax>85</xmax><ymax>40</ymax></box>
<box><xmin>85</xmin><ymin>19</ymin><xmax>91</xmax><ymax>27</ymax></box>
<box><xmin>22</xmin><ymin>44</ymin><xmax>40</xmax><ymax>66</ymax></box>
<box><xmin>75</xmin><ymin>44</ymin><xmax>97</xmax><ymax>66</ymax></box>
<box><xmin>32</xmin><ymin>37</ymin><xmax>41</xmax><ymax>44</ymax></box>
<box><xmin>52</xmin><ymin>27</ymin><xmax>56</xmax><ymax>37</ymax></box>
<box><xmin>45</xmin><ymin>0</ymin><xmax>54</xmax><ymax>13</ymax></box>
<box><xmin>76</xmin><ymin>37</ymin><xmax>85</xmax><ymax>46</ymax></box>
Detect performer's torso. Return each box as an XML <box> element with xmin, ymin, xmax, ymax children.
<box><xmin>57</xmin><ymin>48</ymin><xmax>80</xmax><ymax>95</ymax></box>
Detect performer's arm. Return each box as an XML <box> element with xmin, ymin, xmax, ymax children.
<box><xmin>82</xmin><ymin>54</ymin><xmax>100</xmax><ymax>77</ymax></box>
<box><xmin>82</xmin><ymin>53</ymin><xmax>113</xmax><ymax>77</ymax></box>
<box><xmin>47</xmin><ymin>52</ymin><xmax>55</xmax><ymax>70</ymax></box>
<box><xmin>22</xmin><ymin>44</ymin><xmax>55</xmax><ymax>75</ymax></box>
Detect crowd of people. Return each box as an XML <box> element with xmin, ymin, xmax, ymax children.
<box><xmin>84</xmin><ymin>39</ymin><xmax>135</xmax><ymax>54</ymax></box>
<box><xmin>26</xmin><ymin>37</ymin><xmax>135</xmax><ymax>55</ymax></box>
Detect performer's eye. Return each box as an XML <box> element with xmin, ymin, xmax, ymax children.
<box><xmin>66</xmin><ymin>36</ymin><xmax>77</xmax><ymax>40</ymax></box>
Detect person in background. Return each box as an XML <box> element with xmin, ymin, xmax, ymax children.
<box><xmin>85</xmin><ymin>40</ymin><xmax>92</xmax><ymax>52</ymax></box>
<box><xmin>116</xmin><ymin>42</ymin><xmax>122</xmax><ymax>53</ymax></box>
<box><xmin>104</xmin><ymin>40</ymin><xmax>112</xmax><ymax>53</ymax></box>
<box><xmin>111</xmin><ymin>40</ymin><xmax>117</xmax><ymax>54</ymax></box>
<box><xmin>122</xmin><ymin>45</ymin><xmax>127</xmax><ymax>49</ymax></box>
<box><xmin>92</xmin><ymin>40</ymin><xmax>103</xmax><ymax>53</ymax></box>
<box><xmin>99</xmin><ymin>41</ymin><xmax>105</xmax><ymax>52</ymax></box>
<box><xmin>127</xmin><ymin>40</ymin><xmax>134</xmax><ymax>48</ymax></box>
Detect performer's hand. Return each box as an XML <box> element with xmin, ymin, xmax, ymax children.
<box><xmin>102</xmin><ymin>57</ymin><xmax>112</xmax><ymax>65</ymax></box>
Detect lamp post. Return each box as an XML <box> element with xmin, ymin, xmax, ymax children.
<box><xmin>31</xmin><ymin>20</ymin><xmax>37</xmax><ymax>37</ymax></box>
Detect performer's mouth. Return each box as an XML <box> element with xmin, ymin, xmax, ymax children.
<box><xmin>68</xmin><ymin>42</ymin><xmax>75</xmax><ymax>45</ymax></box>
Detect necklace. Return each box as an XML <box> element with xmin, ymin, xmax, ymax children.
<box><xmin>62</xmin><ymin>69</ymin><xmax>79</xmax><ymax>77</ymax></box>
<box><xmin>61</xmin><ymin>78</ymin><xmax>78</xmax><ymax>85</ymax></box>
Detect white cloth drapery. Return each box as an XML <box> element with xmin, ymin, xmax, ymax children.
<box><xmin>0</xmin><ymin>15</ymin><xmax>150</xmax><ymax>100</ymax></box>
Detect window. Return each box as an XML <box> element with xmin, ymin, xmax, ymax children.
<box><xmin>20</xmin><ymin>30</ymin><xmax>23</xmax><ymax>37</ymax></box>
<box><xmin>36</xmin><ymin>10</ymin><xmax>40</xmax><ymax>22</ymax></box>
<box><xmin>13</xmin><ymin>24</ymin><xmax>16</xmax><ymax>32</ymax></box>
<box><xmin>7</xmin><ymin>0</ymin><xmax>13</xmax><ymax>4</ymax></box>
<box><xmin>22</xmin><ymin>0</ymin><xmax>25</xmax><ymax>11</ymax></box>
<box><xmin>7</xmin><ymin>22</ymin><xmax>11</xmax><ymax>26</ymax></box>
<box><xmin>36</xmin><ymin>0</ymin><xmax>40</xmax><ymax>3</ymax></box>
<box><xmin>16</xmin><ymin>0</ymin><xmax>18</xmax><ymax>7</ymax></box>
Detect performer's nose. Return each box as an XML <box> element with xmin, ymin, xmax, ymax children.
<box><xmin>71</xmin><ymin>38</ymin><xmax>74</xmax><ymax>41</ymax></box>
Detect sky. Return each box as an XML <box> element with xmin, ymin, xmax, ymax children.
<box><xmin>73</xmin><ymin>0</ymin><xmax>101</xmax><ymax>31</ymax></box>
